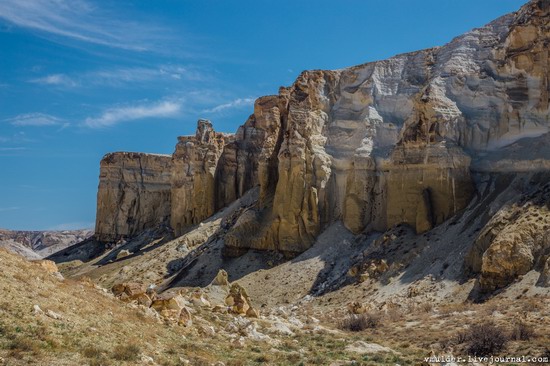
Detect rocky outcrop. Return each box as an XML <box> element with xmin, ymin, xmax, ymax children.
<box><xmin>95</xmin><ymin>152</ymin><xmax>172</xmax><ymax>242</ymax></box>
<box><xmin>95</xmin><ymin>0</ymin><xmax>550</xmax><ymax>260</ymax></box>
<box><xmin>465</xmin><ymin>173</ymin><xmax>550</xmax><ymax>292</ymax></box>
<box><xmin>171</xmin><ymin>120</ymin><xmax>228</xmax><ymax>236</ymax></box>
<box><xmin>112</xmin><ymin>282</ymin><xmax>153</xmax><ymax>307</ymax></box>
<box><xmin>215</xmin><ymin>95</ymin><xmax>287</xmax><ymax>209</ymax></box>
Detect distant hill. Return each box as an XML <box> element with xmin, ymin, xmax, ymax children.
<box><xmin>0</xmin><ymin>229</ymin><xmax>93</xmax><ymax>259</ymax></box>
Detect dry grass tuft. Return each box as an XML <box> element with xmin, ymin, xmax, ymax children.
<box><xmin>338</xmin><ymin>312</ymin><xmax>381</xmax><ymax>332</ymax></box>
<box><xmin>111</xmin><ymin>343</ymin><xmax>141</xmax><ymax>361</ymax></box>
<box><xmin>510</xmin><ymin>320</ymin><xmax>536</xmax><ymax>341</ymax></box>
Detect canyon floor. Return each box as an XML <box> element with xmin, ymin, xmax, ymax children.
<box><xmin>0</xmin><ymin>244</ymin><xmax>549</xmax><ymax>366</ymax></box>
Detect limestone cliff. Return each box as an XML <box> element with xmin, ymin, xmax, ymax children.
<box><xmin>224</xmin><ymin>0</ymin><xmax>549</xmax><ymax>255</ymax></box>
<box><xmin>215</xmin><ymin>95</ymin><xmax>286</xmax><ymax>210</ymax></box>
<box><xmin>171</xmin><ymin>120</ymin><xmax>228</xmax><ymax>236</ymax></box>
<box><xmin>95</xmin><ymin>152</ymin><xmax>172</xmax><ymax>242</ymax></box>
<box><xmin>95</xmin><ymin>0</ymin><xmax>550</xmax><ymax>266</ymax></box>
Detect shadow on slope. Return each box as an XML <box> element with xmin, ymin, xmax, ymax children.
<box><xmin>47</xmin><ymin>236</ymin><xmax>108</xmax><ymax>264</ymax></box>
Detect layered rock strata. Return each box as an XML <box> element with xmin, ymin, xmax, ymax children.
<box><xmin>95</xmin><ymin>152</ymin><xmax>172</xmax><ymax>242</ymax></box>
<box><xmin>95</xmin><ymin>1</ymin><xmax>550</xmax><ymax>262</ymax></box>
<box><xmin>171</xmin><ymin>120</ymin><xmax>228</xmax><ymax>236</ymax></box>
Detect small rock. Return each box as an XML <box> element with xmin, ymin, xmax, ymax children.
<box><xmin>212</xmin><ymin>305</ymin><xmax>228</xmax><ymax>314</ymax></box>
<box><xmin>200</xmin><ymin>325</ymin><xmax>216</xmax><ymax>337</ymax></box>
<box><xmin>116</xmin><ymin>249</ymin><xmax>131</xmax><ymax>260</ymax></box>
<box><xmin>190</xmin><ymin>291</ymin><xmax>211</xmax><ymax>307</ymax></box>
<box><xmin>269</xmin><ymin>321</ymin><xmax>294</xmax><ymax>336</ymax></box>
<box><xmin>33</xmin><ymin>304</ymin><xmax>43</xmax><ymax>315</ymax></box>
<box><xmin>178</xmin><ymin>307</ymin><xmax>192</xmax><ymax>327</ymax></box>
<box><xmin>46</xmin><ymin>309</ymin><xmax>63</xmax><ymax>320</ymax></box>
<box><xmin>246</xmin><ymin>307</ymin><xmax>260</xmax><ymax>318</ymax></box>
<box><xmin>140</xmin><ymin>355</ymin><xmax>155</xmax><ymax>364</ymax></box>
<box><xmin>211</xmin><ymin>269</ymin><xmax>230</xmax><ymax>286</ymax></box>
<box><xmin>345</xmin><ymin>341</ymin><xmax>392</xmax><ymax>354</ymax></box>
<box><xmin>232</xmin><ymin>336</ymin><xmax>245</xmax><ymax>348</ymax></box>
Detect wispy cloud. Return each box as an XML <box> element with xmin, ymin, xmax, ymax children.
<box><xmin>84</xmin><ymin>99</ymin><xmax>182</xmax><ymax>128</ymax></box>
<box><xmin>203</xmin><ymin>98</ymin><xmax>255</xmax><ymax>114</ymax></box>
<box><xmin>30</xmin><ymin>73</ymin><xmax>78</xmax><ymax>87</ymax></box>
<box><xmin>5</xmin><ymin>113</ymin><xmax>64</xmax><ymax>127</ymax></box>
<box><xmin>93</xmin><ymin>65</ymin><xmax>203</xmax><ymax>84</ymax></box>
<box><xmin>0</xmin><ymin>147</ymin><xmax>27</xmax><ymax>152</ymax></box>
<box><xmin>29</xmin><ymin>65</ymin><xmax>204</xmax><ymax>88</ymax></box>
<box><xmin>0</xmin><ymin>206</ymin><xmax>20</xmax><ymax>212</ymax></box>
<box><xmin>0</xmin><ymin>0</ymin><xmax>176</xmax><ymax>52</ymax></box>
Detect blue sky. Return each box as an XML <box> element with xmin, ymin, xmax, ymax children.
<box><xmin>0</xmin><ymin>0</ymin><xmax>527</xmax><ymax>231</ymax></box>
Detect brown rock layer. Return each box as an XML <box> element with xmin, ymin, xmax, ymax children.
<box><xmin>95</xmin><ymin>152</ymin><xmax>172</xmax><ymax>242</ymax></box>
<box><xmin>171</xmin><ymin>120</ymin><xmax>228</xmax><ymax>236</ymax></box>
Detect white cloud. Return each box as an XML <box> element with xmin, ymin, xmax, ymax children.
<box><xmin>0</xmin><ymin>0</ymin><xmax>175</xmax><ymax>52</ymax></box>
<box><xmin>203</xmin><ymin>98</ymin><xmax>255</xmax><ymax>114</ymax></box>
<box><xmin>30</xmin><ymin>73</ymin><xmax>77</xmax><ymax>87</ymax></box>
<box><xmin>5</xmin><ymin>113</ymin><xmax>64</xmax><ymax>127</ymax></box>
<box><xmin>84</xmin><ymin>100</ymin><xmax>182</xmax><ymax>128</ymax></box>
<box><xmin>29</xmin><ymin>65</ymin><xmax>204</xmax><ymax>88</ymax></box>
<box><xmin>89</xmin><ymin>65</ymin><xmax>204</xmax><ymax>85</ymax></box>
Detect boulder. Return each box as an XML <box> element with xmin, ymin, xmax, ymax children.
<box><xmin>115</xmin><ymin>249</ymin><xmax>131</xmax><ymax>260</ymax></box>
<box><xmin>211</xmin><ymin>269</ymin><xmax>230</xmax><ymax>287</ymax></box>
<box><xmin>152</xmin><ymin>294</ymin><xmax>192</xmax><ymax>326</ymax></box>
<box><xmin>246</xmin><ymin>307</ymin><xmax>260</xmax><ymax>318</ymax></box>
<box><xmin>111</xmin><ymin>282</ymin><xmax>149</xmax><ymax>303</ymax></box>
<box><xmin>190</xmin><ymin>290</ymin><xmax>211</xmax><ymax>308</ymax></box>
<box><xmin>466</xmin><ymin>197</ymin><xmax>550</xmax><ymax>292</ymax></box>
<box><xmin>151</xmin><ymin>293</ymin><xmax>187</xmax><ymax>312</ymax></box>
<box><xmin>225</xmin><ymin>283</ymin><xmax>253</xmax><ymax>315</ymax></box>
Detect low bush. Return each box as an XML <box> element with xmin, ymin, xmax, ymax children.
<box><xmin>338</xmin><ymin>312</ymin><xmax>380</xmax><ymax>332</ymax></box>
<box><xmin>464</xmin><ymin>322</ymin><xmax>508</xmax><ymax>357</ymax></box>
<box><xmin>111</xmin><ymin>344</ymin><xmax>140</xmax><ymax>361</ymax></box>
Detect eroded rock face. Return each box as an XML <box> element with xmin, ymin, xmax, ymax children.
<box><xmin>465</xmin><ymin>174</ymin><xmax>550</xmax><ymax>292</ymax></box>
<box><xmin>224</xmin><ymin>0</ymin><xmax>550</xmax><ymax>254</ymax></box>
<box><xmin>215</xmin><ymin>95</ymin><xmax>286</xmax><ymax>210</ymax></box>
<box><xmin>171</xmin><ymin>120</ymin><xmax>228</xmax><ymax>236</ymax></box>
<box><xmin>95</xmin><ymin>1</ymin><xmax>550</xmax><ymax>260</ymax></box>
<box><xmin>95</xmin><ymin>152</ymin><xmax>172</xmax><ymax>242</ymax></box>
